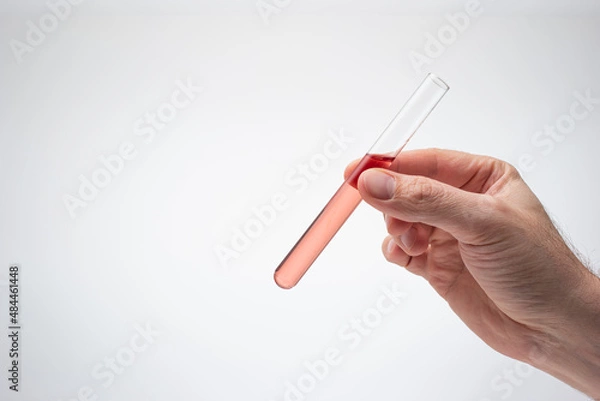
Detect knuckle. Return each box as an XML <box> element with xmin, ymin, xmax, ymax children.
<box><xmin>385</xmin><ymin>215</ymin><xmax>406</xmax><ymax>236</ymax></box>
<box><xmin>504</xmin><ymin>162</ymin><xmax>522</xmax><ymax>181</ymax></box>
<box><xmin>467</xmin><ymin>196</ymin><xmax>515</xmax><ymax>241</ymax></box>
<box><xmin>402</xmin><ymin>177</ymin><xmax>440</xmax><ymax>204</ymax></box>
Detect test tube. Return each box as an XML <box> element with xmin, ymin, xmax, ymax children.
<box><xmin>274</xmin><ymin>73</ymin><xmax>449</xmax><ymax>289</ymax></box>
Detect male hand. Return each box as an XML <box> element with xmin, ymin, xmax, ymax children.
<box><xmin>345</xmin><ymin>149</ymin><xmax>600</xmax><ymax>399</ymax></box>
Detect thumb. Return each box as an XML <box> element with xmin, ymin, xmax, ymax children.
<box><xmin>358</xmin><ymin>168</ymin><xmax>497</xmax><ymax>244</ymax></box>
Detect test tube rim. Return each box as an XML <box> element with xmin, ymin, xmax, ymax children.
<box><xmin>427</xmin><ymin>73</ymin><xmax>450</xmax><ymax>91</ymax></box>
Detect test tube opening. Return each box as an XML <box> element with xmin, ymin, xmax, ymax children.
<box><xmin>428</xmin><ymin>73</ymin><xmax>450</xmax><ymax>91</ymax></box>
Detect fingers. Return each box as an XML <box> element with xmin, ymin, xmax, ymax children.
<box><xmin>383</xmin><ymin>236</ymin><xmax>411</xmax><ymax>266</ymax></box>
<box><xmin>384</xmin><ymin>214</ymin><xmax>412</xmax><ymax>236</ymax></box>
<box><xmin>358</xmin><ymin>168</ymin><xmax>496</xmax><ymax>244</ymax></box>
<box><xmin>389</xmin><ymin>148</ymin><xmax>515</xmax><ymax>194</ymax></box>
<box><xmin>382</xmin><ymin>236</ymin><xmax>428</xmax><ymax>279</ymax></box>
<box><xmin>400</xmin><ymin>222</ymin><xmax>434</xmax><ymax>256</ymax></box>
<box><xmin>344</xmin><ymin>159</ymin><xmax>361</xmax><ymax>181</ymax></box>
<box><xmin>385</xmin><ymin>215</ymin><xmax>433</xmax><ymax>256</ymax></box>
<box><xmin>345</xmin><ymin>149</ymin><xmax>516</xmax><ymax>195</ymax></box>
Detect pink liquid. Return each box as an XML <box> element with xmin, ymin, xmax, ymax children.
<box><xmin>274</xmin><ymin>154</ymin><xmax>395</xmax><ymax>289</ymax></box>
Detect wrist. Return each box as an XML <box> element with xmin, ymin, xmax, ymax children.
<box><xmin>529</xmin><ymin>269</ymin><xmax>600</xmax><ymax>399</ymax></box>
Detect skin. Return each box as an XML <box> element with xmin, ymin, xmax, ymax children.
<box><xmin>344</xmin><ymin>148</ymin><xmax>600</xmax><ymax>399</ymax></box>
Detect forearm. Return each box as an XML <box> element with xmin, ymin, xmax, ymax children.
<box><xmin>530</xmin><ymin>268</ymin><xmax>600</xmax><ymax>399</ymax></box>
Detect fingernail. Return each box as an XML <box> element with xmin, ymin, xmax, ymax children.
<box><xmin>401</xmin><ymin>227</ymin><xmax>417</xmax><ymax>249</ymax></box>
<box><xmin>386</xmin><ymin>238</ymin><xmax>396</xmax><ymax>255</ymax></box>
<box><xmin>362</xmin><ymin>170</ymin><xmax>395</xmax><ymax>200</ymax></box>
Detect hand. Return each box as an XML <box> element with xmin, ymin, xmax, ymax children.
<box><xmin>345</xmin><ymin>148</ymin><xmax>600</xmax><ymax>399</ymax></box>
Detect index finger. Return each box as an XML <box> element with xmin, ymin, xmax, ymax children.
<box><xmin>345</xmin><ymin>148</ymin><xmax>513</xmax><ymax>194</ymax></box>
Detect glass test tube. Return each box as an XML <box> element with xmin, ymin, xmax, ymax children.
<box><xmin>274</xmin><ymin>73</ymin><xmax>450</xmax><ymax>289</ymax></box>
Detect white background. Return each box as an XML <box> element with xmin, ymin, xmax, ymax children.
<box><xmin>1</xmin><ymin>1</ymin><xmax>599</xmax><ymax>400</ymax></box>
